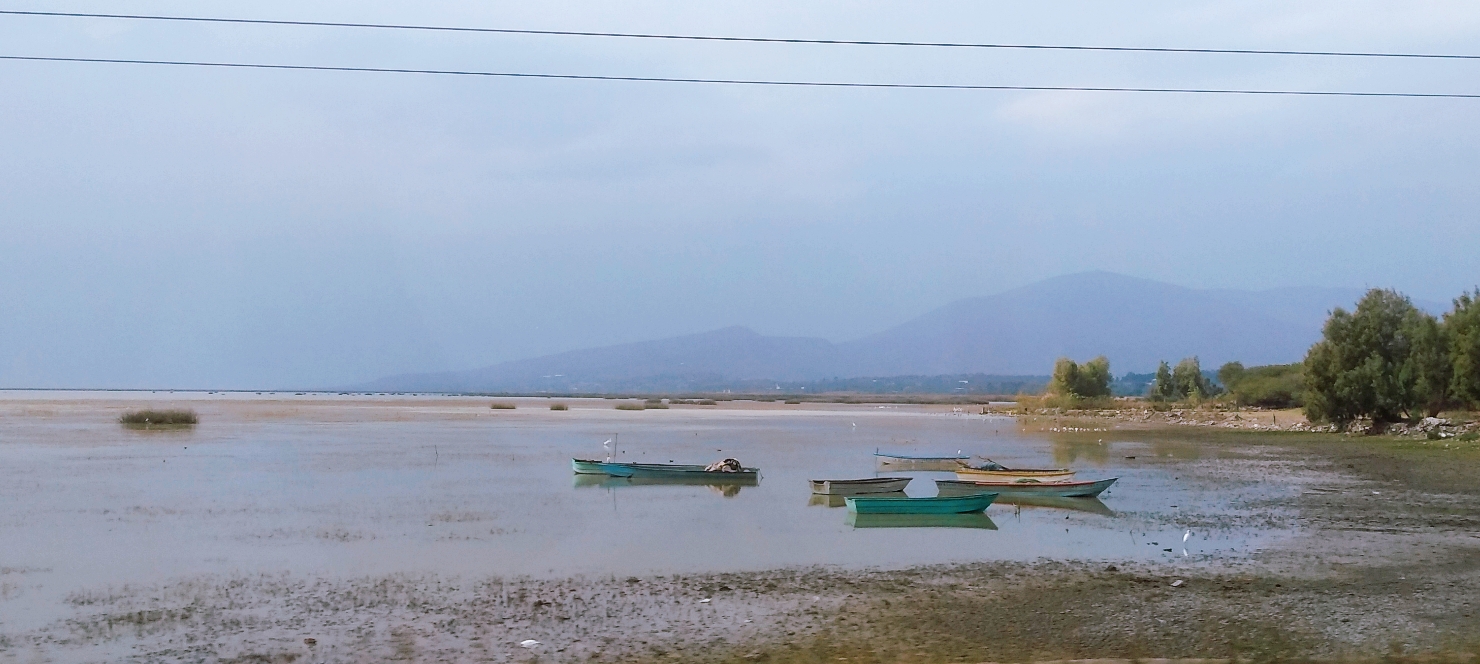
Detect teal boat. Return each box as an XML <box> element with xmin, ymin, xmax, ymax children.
<box><xmin>571</xmin><ymin>458</ymin><xmax>760</xmax><ymax>480</ymax></box>
<box><xmin>846</xmin><ymin>512</ymin><xmax>998</xmax><ymax>529</ymax></box>
<box><xmin>844</xmin><ymin>492</ymin><xmax>997</xmax><ymax>514</ymax></box>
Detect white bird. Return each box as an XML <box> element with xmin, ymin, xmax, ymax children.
<box><xmin>1183</xmin><ymin>530</ymin><xmax>1191</xmax><ymax>543</ymax></box>
<box><xmin>520</xmin><ymin>640</ymin><xmax>541</xmax><ymax>649</ymax></box>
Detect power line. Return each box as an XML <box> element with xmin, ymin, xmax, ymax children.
<box><xmin>4</xmin><ymin>54</ymin><xmax>1479</xmax><ymax>98</ymax></box>
<box><xmin>3</xmin><ymin>9</ymin><xmax>1477</xmax><ymax>61</ymax></box>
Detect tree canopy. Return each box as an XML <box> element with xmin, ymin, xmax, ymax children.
<box><xmin>1303</xmin><ymin>289</ymin><xmax>1446</xmax><ymax>426</ymax></box>
<box><xmin>1048</xmin><ymin>356</ymin><xmax>1112</xmax><ymax>399</ymax></box>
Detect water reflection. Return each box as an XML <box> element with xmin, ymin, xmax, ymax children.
<box><xmin>1050</xmin><ymin>438</ymin><xmax>1113</xmax><ymax>465</ymax></box>
<box><xmin>846</xmin><ymin>512</ymin><xmax>999</xmax><ymax>530</ymax></box>
<box><xmin>808</xmin><ymin>491</ymin><xmax>907</xmax><ymax>508</ymax></box>
<box><xmin>996</xmin><ymin>495</ymin><xmax>1115</xmax><ymax>516</ymax></box>
<box><xmin>572</xmin><ymin>473</ymin><xmax>758</xmax><ymax>497</ymax></box>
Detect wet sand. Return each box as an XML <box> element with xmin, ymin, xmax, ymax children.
<box><xmin>2</xmin><ymin>393</ymin><xmax>1479</xmax><ymax>662</ymax></box>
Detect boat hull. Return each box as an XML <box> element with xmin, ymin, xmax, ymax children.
<box><xmin>874</xmin><ymin>453</ymin><xmax>971</xmax><ymax>471</ymax></box>
<box><xmin>845</xmin><ymin>493</ymin><xmax>997</xmax><ymax>514</ymax></box>
<box><xmin>935</xmin><ymin>477</ymin><xmax>1116</xmax><ymax>498</ymax></box>
<box><xmin>809</xmin><ymin>477</ymin><xmax>912</xmax><ymax>495</ymax></box>
<box><xmin>571</xmin><ymin>458</ymin><xmax>759</xmax><ymax>480</ymax></box>
<box><xmin>953</xmin><ymin>467</ymin><xmax>1076</xmax><ymax>483</ymax></box>
<box><xmin>846</xmin><ymin>512</ymin><xmax>998</xmax><ymax>529</ymax></box>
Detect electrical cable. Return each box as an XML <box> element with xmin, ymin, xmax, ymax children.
<box><xmin>4</xmin><ymin>54</ymin><xmax>1477</xmax><ymax>98</ymax></box>
<box><xmin>2</xmin><ymin>9</ymin><xmax>1477</xmax><ymax>61</ymax></box>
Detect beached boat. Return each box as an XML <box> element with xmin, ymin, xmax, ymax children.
<box><xmin>570</xmin><ymin>458</ymin><xmax>759</xmax><ymax>479</ymax></box>
<box><xmin>873</xmin><ymin>451</ymin><xmax>971</xmax><ymax>471</ymax></box>
<box><xmin>934</xmin><ymin>477</ymin><xmax>1116</xmax><ymax>498</ymax></box>
<box><xmin>809</xmin><ymin>477</ymin><xmax>912</xmax><ymax>496</ymax></box>
<box><xmin>844</xmin><ymin>492</ymin><xmax>997</xmax><ymax>514</ymax></box>
<box><xmin>953</xmin><ymin>461</ymin><xmax>1075</xmax><ymax>483</ymax></box>
<box><xmin>846</xmin><ymin>512</ymin><xmax>998</xmax><ymax>529</ymax></box>
<box><xmin>573</xmin><ymin>473</ymin><xmax>759</xmax><ymax>489</ymax></box>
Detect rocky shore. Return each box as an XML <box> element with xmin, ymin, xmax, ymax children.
<box><xmin>1015</xmin><ymin>406</ymin><xmax>1480</xmax><ymax>439</ymax></box>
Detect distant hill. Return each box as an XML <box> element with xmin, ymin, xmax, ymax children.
<box><xmin>360</xmin><ymin>326</ymin><xmax>846</xmax><ymax>393</ymax></box>
<box><xmin>359</xmin><ymin>271</ymin><xmax>1386</xmax><ymax>393</ymax></box>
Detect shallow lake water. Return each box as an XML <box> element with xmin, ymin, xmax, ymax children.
<box><xmin>0</xmin><ymin>392</ymin><xmax>1306</xmax><ymax>631</ymax></box>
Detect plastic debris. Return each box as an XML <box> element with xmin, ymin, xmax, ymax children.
<box><xmin>520</xmin><ymin>640</ymin><xmax>541</xmax><ymax>649</ymax></box>
<box><xmin>1171</xmin><ymin>579</ymin><xmax>1185</xmax><ymax>587</ymax></box>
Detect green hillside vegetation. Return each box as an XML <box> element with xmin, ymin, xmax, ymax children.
<box><xmin>1218</xmin><ymin>362</ymin><xmax>1304</xmax><ymax>408</ymax></box>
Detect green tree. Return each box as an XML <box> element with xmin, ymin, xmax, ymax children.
<box><xmin>1218</xmin><ymin>361</ymin><xmax>1246</xmax><ymax>390</ymax></box>
<box><xmin>1049</xmin><ymin>356</ymin><xmax>1112</xmax><ymax>399</ymax></box>
<box><xmin>1448</xmin><ymin>289</ymin><xmax>1480</xmax><ymax>408</ymax></box>
<box><xmin>1405</xmin><ymin>313</ymin><xmax>1451</xmax><ymax>417</ymax></box>
<box><xmin>1303</xmin><ymin>289</ymin><xmax>1444</xmax><ymax>427</ymax></box>
<box><xmin>1150</xmin><ymin>361</ymin><xmax>1175</xmax><ymax>401</ymax></box>
<box><xmin>1172</xmin><ymin>356</ymin><xmax>1216</xmax><ymax>401</ymax></box>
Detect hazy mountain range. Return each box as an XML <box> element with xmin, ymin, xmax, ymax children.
<box><xmin>360</xmin><ymin>271</ymin><xmax>1407</xmax><ymax>394</ymax></box>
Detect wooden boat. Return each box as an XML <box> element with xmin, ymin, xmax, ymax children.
<box><xmin>846</xmin><ymin>512</ymin><xmax>998</xmax><ymax>529</ymax></box>
<box><xmin>934</xmin><ymin>477</ymin><xmax>1116</xmax><ymax>498</ymax></box>
<box><xmin>845</xmin><ymin>492</ymin><xmax>997</xmax><ymax>514</ymax></box>
<box><xmin>874</xmin><ymin>451</ymin><xmax>971</xmax><ymax>471</ymax></box>
<box><xmin>809</xmin><ymin>477</ymin><xmax>912</xmax><ymax>496</ymax></box>
<box><xmin>573</xmin><ymin>473</ymin><xmax>759</xmax><ymax>489</ymax></box>
<box><xmin>953</xmin><ymin>466</ymin><xmax>1075</xmax><ymax>483</ymax></box>
<box><xmin>571</xmin><ymin>458</ymin><xmax>759</xmax><ymax>479</ymax></box>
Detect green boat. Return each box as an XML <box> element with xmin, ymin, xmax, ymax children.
<box><xmin>846</xmin><ymin>512</ymin><xmax>999</xmax><ymax>529</ymax></box>
<box><xmin>844</xmin><ymin>492</ymin><xmax>997</xmax><ymax>514</ymax></box>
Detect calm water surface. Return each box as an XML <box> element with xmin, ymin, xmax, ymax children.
<box><xmin>0</xmin><ymin>393</ymin><xmax>1301</xmax><ymax>629</ymax></box>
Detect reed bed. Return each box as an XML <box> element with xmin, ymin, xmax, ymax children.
<box><xmin>489</xmin><ymin>402</ymin><xmax>517</xmax><ymax>410</ymax></box>
<box><xmin>614</xmin><ymin>403</ymin><xmax>646</xmax><ymax>411</ymax></box>
<box><xmin>550</xmin><ymin>403</ymin><xmax>569</xmax><ymax>411</ymax></box>
<box><xmin>118</xmin><ymin>409</ymin><xmax>198</xmax><ymax>427</ymax></box>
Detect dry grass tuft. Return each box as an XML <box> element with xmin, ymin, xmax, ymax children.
<box><xmin>489</xmin><ymin>402</ymin><xmax>517</xmax><ymax>410</ymax></box>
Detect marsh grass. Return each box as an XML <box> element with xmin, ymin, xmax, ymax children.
<box><xmin>614</xmin><ymin>403</ymin><xmax>645</xmax><ymax>411</ymax></box>
<box><xmin>550</xmin><ymin>403</ymin><xmax>569</xmax><ymax>411</ymax></box>
<box><xmin>489</xmin><ymin>402</ymin><xmax>517</xmax><ymax>410</ymax></box>
<box><xmin>119</xmin><ymin>409</ymin><xmax>198</xmax><ymax>427</ymax></box>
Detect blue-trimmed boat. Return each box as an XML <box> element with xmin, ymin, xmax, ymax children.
<box><xmin>570</xmin><ymin>458</ymin><xmax>760</xmax><ymax>480</ymax></box>
<box><xmin>844</xmin><ymin>492</ymin><xmax>997</xmax><ymax>514</ymax></box>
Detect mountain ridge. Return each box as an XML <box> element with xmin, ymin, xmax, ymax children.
<box><xmin>357</xmin><ymin>272</ymin><xmax>1392</xmax><ymax>393</ymax></box>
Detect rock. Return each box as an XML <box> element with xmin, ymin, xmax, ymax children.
<box><xmin>303</xmin><ymin>638</ymin><xmax>317</xmax><ymax>646</ymax></box>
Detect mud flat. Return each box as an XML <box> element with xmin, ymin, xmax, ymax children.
<box><xmin>1</xmin><ymin>393</ymin><xmax>1478</xmax><ymax>662</ymax></box>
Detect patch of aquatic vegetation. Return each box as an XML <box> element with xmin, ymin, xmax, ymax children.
<box><xmin>119</xmin><ymin>409</ymin><xmax>197</xmax><ymax>427</ymax></box>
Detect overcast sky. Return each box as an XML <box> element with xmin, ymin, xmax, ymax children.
<box><xmin>2</xmin><ymin>1</ymin><xmax>1478</xmax><ymax>389</ymax></box>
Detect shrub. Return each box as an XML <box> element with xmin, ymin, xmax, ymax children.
<box><xmin>785</xmin><ymin>399</ymin><xmax>801</xmax><ymax>404</ymax></box>
<box><xmin>490</xmin><ymin>402</ymin><xmax>516</xmax><ymax>410</ymax></box>
<box><xmin>615</xmin><ymin>403</ymin><xmax>645</xmax><ymax>411</ymax></box>
<box><xmin>550</xmin><ymin>403</ymin><xmax>569</xmax><ymax>411</ymax></box>
<box><xmin>1219</xmin><ymin>362</ymin><xmax>1305</xmax><ymax>408</ymax></box>
<box><xmin>119</xmin><ymin>409</ymin><xmax>198</xmax><ymax>426</ymax></box>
